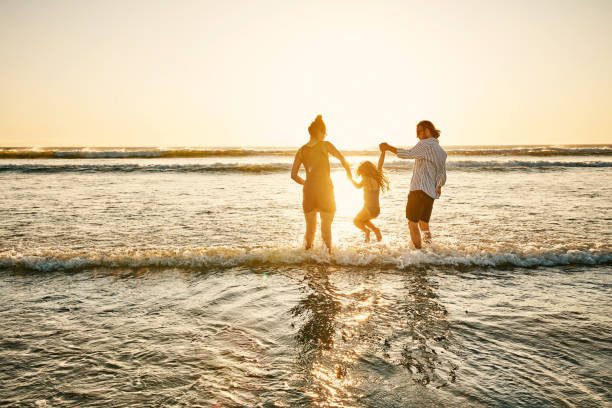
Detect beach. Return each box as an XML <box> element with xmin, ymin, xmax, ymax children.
<box><xmin>1</xmin><ymin>145</ymin><xmax>611</xmax><ymax>407</ymax></box>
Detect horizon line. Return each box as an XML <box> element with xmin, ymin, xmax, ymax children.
<box><xmin>1</xmin><ymin>143</ymin><xmax>611</xmax><ymax>150</ymax></box>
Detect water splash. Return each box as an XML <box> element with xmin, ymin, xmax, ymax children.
<box><xmin>1</xmin><ymin>243</ymin><xmax>609</xmax><ymax>272</ymax></box>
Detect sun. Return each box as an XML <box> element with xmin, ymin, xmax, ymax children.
<box><xmin>330</xmin><ymin>170</ymin><xmax>363</xmax><ymax>230</ymax></box>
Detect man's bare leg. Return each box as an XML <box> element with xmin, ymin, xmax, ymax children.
<box><xmin>304</xmin><ymin>211</ymin><xmax>317</xmax><ymax>249</ymax></box>
<box><xmin>320</xmin><ymin>211</ymin><xmax>335</xmax><ymax>253</ymax></box>
<box><xmin>408</xmin><ymin>220</ymin><xmax>422</xmax><ymax>249</ymax></box>
<box><xmin>419</xmin><ymin>221</ymin><xmax>431</xmax><ymax>244</ymax></box>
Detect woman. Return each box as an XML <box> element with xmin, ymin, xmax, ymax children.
<box><xmin>291</xmin><ymin>115</ymin><xmax>352</xmax><ymax>252</ymax></box>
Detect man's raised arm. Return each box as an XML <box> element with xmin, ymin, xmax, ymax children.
<box><xmin>381</xmin><ymin>141</ymin><xmax>427</xmax><ymax>159</ymax></box>
<box><xmin>379</xmin><ymin>142</ymin><xmax>397</xmax><ymax>155</ymax></box>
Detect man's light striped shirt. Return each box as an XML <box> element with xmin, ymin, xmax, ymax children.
<box><xmin>397</xmin><ymin>138</ymin><xmax>447</xmax><ymax>199</ymax></box>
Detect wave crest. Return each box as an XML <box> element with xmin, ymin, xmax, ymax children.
<box><xmin>0</xmin><ymin>163</ymin><xmax>291</xmax><ymax>174</ymax></box>
<box><xmin>1</xmin><ymin>245</ymin><xmax>609</xmax><ymax>272</ymax></box>
<box><xmin>1</xmin><ymin>160</ymin><xmax>610</xmax><ymax>174</ymax></box>
<box><xmin>1</xmin><ymin>145</ymin><xmax>611</xmax><ymax>159</ymax></box>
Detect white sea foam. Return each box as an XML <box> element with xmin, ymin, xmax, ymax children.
<box><xmin>0</xmin><ymin>163</ymin><xmax>293</xmax><ymax>173</ymax></box>
<box><xmin>1</xmin><ymin>145</ymin><xmax>611</xmax><ymax>159</ymax></box>
<box><xmin>1</xmin><ymin>244</ymin><xmax>609</xmax><ymax>272</ymax></box>
<box><xmin>1</xmin><ymin>160</ymin><xmax>610</xmax><ymax>174</ymax></box>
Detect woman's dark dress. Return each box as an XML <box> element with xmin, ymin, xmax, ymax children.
<box><xmin>300</xmin><ymin>141</ymin><xmax>336</xmax><ymax>213</ymax></box>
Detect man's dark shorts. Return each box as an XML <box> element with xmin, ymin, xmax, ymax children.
<box><xmin>406</xmin><ymin>190</ymin><xmax>434</xmax><ymax>223</ymax></box>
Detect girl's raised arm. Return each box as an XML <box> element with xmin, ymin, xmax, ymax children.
<box><xmin>377</xmin><ymin>150</ymin><xmax>386</xmax><ymax>172</ymax></box>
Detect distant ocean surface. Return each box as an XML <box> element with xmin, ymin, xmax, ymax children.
<box><xmin>1</xmin><ymin>145</ymin><xmax>610</xmax><ymax>407</ymax></box>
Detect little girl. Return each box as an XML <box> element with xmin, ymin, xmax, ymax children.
<box><xmin>352</xmin><ymin>150</ymin><xmax>389</xmax><ymax>242</ymax></box>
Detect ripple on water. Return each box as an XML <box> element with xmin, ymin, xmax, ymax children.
<box><xmin>0</xmin><ymin>265</ymin><xmax>610</xmax><ymax>406</ymax></box>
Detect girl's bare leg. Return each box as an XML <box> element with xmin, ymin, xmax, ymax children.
<box><xmin>304</xmin><ymin>211</ymin><xmax>317</xmax><ymax>249</ymax></box>
<box><xmin>363</xmin><ymin>228</ymin><xmax>371</xmax><ymax>243</ymax></box>
<box><xmin>353</xmin><ymin>210</ymin><xmax>371</xmax><ymax>242</ymax></box>
<box><xmin>320</xmin><ymin>211</ymin><xmax>335</xmax><ymax>252</ymax></box>
<box><xmin>365</xmin><ymin>221</ymin><xmax>382</xmax><ymax>241</ymax></box>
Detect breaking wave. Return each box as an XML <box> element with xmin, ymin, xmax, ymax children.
<box><xmin>1</xmin><ymin>160</ymin><xmax>610</xmax><ymax>174</ymax></box>
<box><xmin>0</xmin><ymin>163</ymin><xmax>292</xmax><ymax>174</ymax></box>
<box><xmin>445</xmin><ymin>146</ymin><xmax>612</xmax><ymax>156</ymax></box>
<box><xmin>1</xmin><ymin>145</ymin><xmax>611</xmax><ymax>159</ymax></box>
<box><xmin>1</xmin><ymin>244</ymin><xmax>610</xmax><ymax>272</ymax></box>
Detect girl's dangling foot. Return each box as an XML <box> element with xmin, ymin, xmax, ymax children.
<box><xmin>372</xmin><ymin>226</ymin><xmax>382</xmax><ymax>242</ymax></box>
<box><xmin>364</xmin><ymin>230</ymin><xmax>371</xmax><ymax>243</ymax></box>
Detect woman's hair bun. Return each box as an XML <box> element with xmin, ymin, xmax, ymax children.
<box><xmin>308</xmin><ymin>114</ymin><xmax>326</xmax><ymax>137</ymax></box>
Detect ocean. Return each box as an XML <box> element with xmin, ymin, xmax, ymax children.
<box><xmin>0</xmin><ymin>145</ymin><xmax>610</xmax><ymax>407</ymax></box>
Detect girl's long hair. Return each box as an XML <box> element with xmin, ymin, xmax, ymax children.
<box><xmin>357</xmin><ymin>161</ymin><xmax>389</xmax><ymax>193</ymax></box>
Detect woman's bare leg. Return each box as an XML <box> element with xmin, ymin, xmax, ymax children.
<box><xmin>320</xmin><ymin>211</ymin><xmax>335</xmax><ymax>252</ymax></box>
<box><xmin>304</xmin><ymin>211</ymin><xmax>317</xmax><ymax>249</ymax></box>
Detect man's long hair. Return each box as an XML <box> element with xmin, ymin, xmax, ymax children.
<box><xmin>418</xmin><ymin>120</ymin><xmax>441</xmax><ymax>138</ymax></box>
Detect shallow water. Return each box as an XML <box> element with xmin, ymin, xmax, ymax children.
<box><xmin>1</xmin><ymin>265</ymin><xmax>610</xmax><ymax>407</ymax></box>
<box><xmin>1</xmin><ymin>146</ymin><xmax>611</xmax><ymax>407</ymax></box>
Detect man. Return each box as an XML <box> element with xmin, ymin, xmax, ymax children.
<box><xmin>380</xmin><ymin>120</ymin><xmax>447</xmax><ymax>249</ymax></box>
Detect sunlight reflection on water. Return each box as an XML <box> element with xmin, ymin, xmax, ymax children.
<box><xmin>0</xmin><ymin>154</ymin><xmax>611</xmax><ymax>406</ymax></box>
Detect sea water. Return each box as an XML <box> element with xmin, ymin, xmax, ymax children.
<box><xmin>0</xmin><ymin>145</ymin><xmax>610</xmax><ymax>407</ymax></box>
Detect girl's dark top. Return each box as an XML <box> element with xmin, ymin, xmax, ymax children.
<box><xmin>364</xmin><ymin>187</ymin><xmax>380</xmax><ymax>216</ymax></box>
<box><xmin>299</xmin><ymin>141</ymin><xmax>336</xmax><ymax>213</ymax></box>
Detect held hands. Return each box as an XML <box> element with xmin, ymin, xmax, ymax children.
<box><xmin>437</xmin><ymin>186</ymin><xmax>442</xmax><ymax>197</ymax></box>
<box><xmin>379</xmin><ymin>142</ymin><xmax>390</xmax><ymax>152</ymax></box>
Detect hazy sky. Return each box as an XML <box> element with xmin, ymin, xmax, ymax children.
<box><xmin>1</xmin><ymin>0</ymin><xmax>611</xmax><ymax>148</ymax></box>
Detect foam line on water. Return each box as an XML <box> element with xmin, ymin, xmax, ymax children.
<box><xmin>1</xmin><ymin>160</ymin><xmax>610</xmax><ymax>174</ymax></box>
<box><xmin>1</xmin><ymin>244</ymin><xmax>610</xmax><ymax>272</ymax></box>
<box><xmin>0</xmin><ymin>146</ymin><xmax>611</xmax><ymax>159</ymax></box>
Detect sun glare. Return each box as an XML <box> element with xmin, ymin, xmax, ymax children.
<box><xmin>1</xmin><ymin>1</ymin><xmax>611</xmax><ymax>147</ymax></box>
